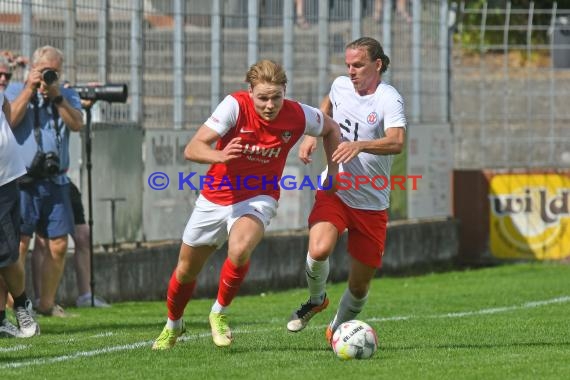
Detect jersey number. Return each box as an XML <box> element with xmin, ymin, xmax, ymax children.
<box><xmin>339</xmin><ymin>119</ymin><xmax>359</xmax><ymax>141</ymax></box>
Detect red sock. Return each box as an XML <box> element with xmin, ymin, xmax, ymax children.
<box><xmin>217</xmin><ymin>259</ymin><xmax>250</xmax><ymax>307</ymax></box>
<box><xmin>166</xmin><ymin>270</ymin><xmax>196</xmax><ymax>321</ymax></box>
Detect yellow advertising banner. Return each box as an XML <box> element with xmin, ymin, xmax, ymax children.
<box><xmin>489</xmin><ymin>173</ymin><xmax>570</xmax><ymax>260</ymax></box>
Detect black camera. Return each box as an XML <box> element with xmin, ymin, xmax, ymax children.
<box><xmin>71</xmin><ymin>83</ymin><xmax>128</xmax><ymax>103</ymax></box>
<box><xmin>28</xmin><ymin>150</ymin><xmax>60</xmax><ymax>179</ymax></box>
<box><xmin>41</xmin><ymin>69</ymin><xmax>59</xmax><ymax>86</ymax></box>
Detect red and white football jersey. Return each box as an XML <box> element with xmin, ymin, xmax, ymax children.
<box><xmin>201</xmin><ymin>91</ymin><xmax>324</xmax><ymax>205</ymax></box>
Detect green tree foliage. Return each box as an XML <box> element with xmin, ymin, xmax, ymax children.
<box><xmin>455</xmin><ymin>0</ymin><xmax>566</xmax><ymax>51</ymax></box>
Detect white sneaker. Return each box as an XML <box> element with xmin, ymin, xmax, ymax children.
<box><xmin>0</xmin><ymin>318</ymin><xmax>23</xmax><ymax>338</ymax></box>
<box><xmin>286</xmin><ymin>295</ymin><xmax>329</xmax><ymax>332</ymax></box>
<box><xmin>14</xmin><ymin>299</ymin><xmax>40</xmax><ymax>337</ymax></box>
<box><xmin>76</xmin><ymin>294</ymin><xmax>111</xmax><ymax>308</ymax></box>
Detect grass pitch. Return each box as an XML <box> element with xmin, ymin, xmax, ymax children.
<box><xmin>1</xmin><ymin>262</ymin><xmax>569</xmax><ymax>380</ymax></box>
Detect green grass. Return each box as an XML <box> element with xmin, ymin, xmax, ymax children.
<box><xmin>1</xmin><ymin>262</ymin><xmax>569</xmax><ymax>379</ymax></box>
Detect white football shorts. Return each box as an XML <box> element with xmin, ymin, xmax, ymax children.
<box><xmin>182</xmin><ymin>194</ymin><xmax>278</xmax><ymax>248</ymax></box>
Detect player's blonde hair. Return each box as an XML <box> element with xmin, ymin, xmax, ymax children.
<box><xmin>245</xmin><ymin>59</ymin><xmax>288</xmax><ymax>88</ymax></box>
<box><xmin>346</xmin><ymin>37</ymin><xmax>390</xmax><ymax>74</ymax></box>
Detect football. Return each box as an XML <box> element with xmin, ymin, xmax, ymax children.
<box><xmin>331</xmin><ymin>320</ymin><xmax>378</xmax><ymax>360</ymax></box>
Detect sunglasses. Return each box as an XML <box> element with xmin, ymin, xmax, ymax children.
<box><xmin>0</xmin><ymin>72</ymin><xmax>12</xmax><ymax>80</ymax></box>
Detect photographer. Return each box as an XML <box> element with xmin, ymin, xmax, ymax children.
<box><xmin>5</xmin><ymin>45</ymin><xmax>83</xmax><ymax>317</ymax></box>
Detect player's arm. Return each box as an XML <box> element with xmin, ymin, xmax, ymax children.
<box><xmin>360</xmin><ymin>127</ymin><xmax>405</xmax><ymax>155</ymax></box>
<box><xmin>332</xmin><ymin>93</ymin><xmax>406</xmax><ymax>163</ymax></box>
<box><xmin>9</xmin><ymin>70</ymin><xmax>41</xmax><ymax>128</ymax></box>
<box><xmin>185</xmin><ymin>94</ymin><xmax>243</xmax><ymax>164</ymax></box>
<box><xmin>299</xmin><ymin>95</ymin><xmax>332</xmax><ymax>164</ymax></box>
<box><xmin>184</xmin><ymin>125</ymin><xmax>242</xmax><ymax>164</ymax></box>
<box><xmin>2</xmin><ymin>95</ymin><xmax>11</xmax><ymax>124</ymax></box>
<box><xmin>319</xmin><ymin>114</ymin><xmax>341</xmax><ymax>177</ymax></box>
<box><xmin>320</xmin><ymin>95</ymin><xmax>333</xmax><ymax>117</ymax></box>
<box><xmin>333</xmin><ymin>127</ymin><xmax>405</xmax><ymax>163</ymax></box>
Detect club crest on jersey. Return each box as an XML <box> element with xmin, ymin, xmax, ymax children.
<box><xmin>367</xmin><ymin>111</ymin><xmax>378</xmax><ymax>125</ymax></box>
<box><xmin>282</xmin><ymin>131</ymin><xmax>292</xmax><ymax>143</ymax></box>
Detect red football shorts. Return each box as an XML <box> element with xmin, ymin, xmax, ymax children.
<box><xmin>308</xmin><ymin>191</ymin><xmax>388</xmax><ymax>268</ymax></box>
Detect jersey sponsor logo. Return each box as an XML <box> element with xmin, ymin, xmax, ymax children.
<box><xmin>367</xmin><ymin>111</ymin><xmax>378</xmax><ymax>125</ymax></box>
<box><xmin>242</xmin><ymin>144</ymin><xmax>282</xmax><ymax>158</ymax></box>
<box><xmin>281</xmin><ymin>131</ymin><xmax>292</xmax><ymax>143</ymax></box>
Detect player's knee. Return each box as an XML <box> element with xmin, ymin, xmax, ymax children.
<box><xmin>308</xmin><ymin>243</ymin><xmax>333</xmax><ymax>260</ymax></box>
<box><xmin>175</xmin><ymin>264</ymin><xmax>194</xmax><ymax>283</ymax></box>
<box><xmin>226</xmin><ymin>247</ymin><xmax>251</xmax><ymax>267</ymax></box>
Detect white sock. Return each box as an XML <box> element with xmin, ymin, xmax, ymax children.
<box><xmin>306</xmin><ymin>254</ymin><xmax>329</xmax><ymax>305</ymax></box>
<box><xmin>166</xmin><ymin>318</ymin><xmax>183</xmax><ymax>329</ymax></box>
<box><xmin>330</xmin><ymin>288</ymin><xmax>368</xmax><ymax>331</ymax></box>
<box><xmin>211</xmin><ymin>300</ymin><xmax>227</xmax><ymax>314</ymax></box>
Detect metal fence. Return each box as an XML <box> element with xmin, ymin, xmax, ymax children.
<box><xmin>452</xmin><ymin>1</ymin><xmax>570</xmax><ymax>169</ymax></box>
<box><xmin>0</xmin><ymin>0</ymin><xmax>456</xmax><ymax>241</ymax></box>
<box><xmin>2</xmin><ymin>1</ymin><xmax>568</xmax><ymax>171</ymax></box>
<box><xmin>0</xmin><ymin>0</ymin><xmax>450</xmax><ymax>130</ymax></box>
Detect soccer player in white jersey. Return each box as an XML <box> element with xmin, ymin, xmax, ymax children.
<box><xmin>286</xmin><ymin>37</ymin><xmax>406</xmax><ymax>344</ymax></box>
<box><xmin>152</xmin><ymin>60</ymin><xmax>341</xmax><ymax>350</ymax></box>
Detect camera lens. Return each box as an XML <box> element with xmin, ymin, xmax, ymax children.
<box><xmin>41</xmin><ymin>69</ymin><xmax>59</xmax><ymax>86</ymax></box>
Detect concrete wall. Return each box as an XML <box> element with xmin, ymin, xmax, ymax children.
<box><xmin>28</xmin><ymin>217</ymin><xmax>459</xmax><ymax>306</ymax></box>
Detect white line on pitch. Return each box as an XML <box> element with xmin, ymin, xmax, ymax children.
<box><xmin>366</xmin><ymin>295</ymin><xmax>570</xmax><ymax>322</ymax></box>
<box><xmin>0</xmin><ymin>345</ymin><xmax>30</xmax><ymax>353</ymax></box>
<box><xmin>1</xmin><ymin>295</ymin><xmax>568</xmax><ymax>370</ymax></box>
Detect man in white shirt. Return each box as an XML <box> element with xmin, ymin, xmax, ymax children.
<box><xmin>286</xmin><ymin>37</ymin><xmax>407</xmax><ymax>344</ymax></box>
<box><xmin>0</xmin><ymin>80</ymin><xmax>40</xmax><ymax>338</ymax></box>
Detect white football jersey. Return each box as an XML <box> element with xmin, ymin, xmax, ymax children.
<box><xmin>0</xmin><ymin>94</ymin><xmax>26</xmax><ymax>186</ymax></box>
<box><xmin>328</xmin><ymin>76</ymin><xmax>406</xmax><ymax>211</ymax></box>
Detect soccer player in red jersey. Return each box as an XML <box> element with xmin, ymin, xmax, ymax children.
<box><xmin>152</xmin><ymin>59</ymin><xmax>341</xmax><ymax>350</ymax></box>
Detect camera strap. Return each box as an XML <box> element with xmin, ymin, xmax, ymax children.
<box><xmin>30</xmin><ymin>95</ymin><xmax>44</xmax><ymax>152</ymax></box>
<box><xmin>31</xmin><ymin>94</ymin><xmax>62</xmax><ymax>152</ymax></box>
<box><xmin>50</xmin><ymin>103</ymin><xmax>62</xmax><ymax>151</ymax></box>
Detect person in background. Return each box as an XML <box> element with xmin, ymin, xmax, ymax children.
<box><xmin>5</xmin><ymin>45</ymin><xmax>83</xmax><ymax>318</ymax></box>
<box><xmin>0</xmin><ymin>56</ymin><xmax>13</xmax><ymax>92</ymax></box>
<box><xmin>374</xmin><ymin>0</ymin><xmax>411</xmax><ymax>23</ymax></box>
<box><xmin>295</xmin><ymin>0</ymin><xmax>310</xmax><ymax>28</ymax></box>
<box><xmin>286</xmin><ymin>37</ymin><xmax>406</xmax><ymax>346</ymax></box>
<box><xmin>31</xmin><ymin>179</ymin><xmax>110</xmax><ymax>308</ymax></box>
<box><xmin>0</xmin><ymin>54</ymin><xmax>40</xmax><ymax>338</ymax></box>
<box><xmin>31</xmin><ymin>80</ymin><xmax>110</xmax><ymax>309</ymax></box>
<box><xmin>152</xmin><ymin>59</ymin><xmax>341</xmax><ymax>350</ymax></box>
